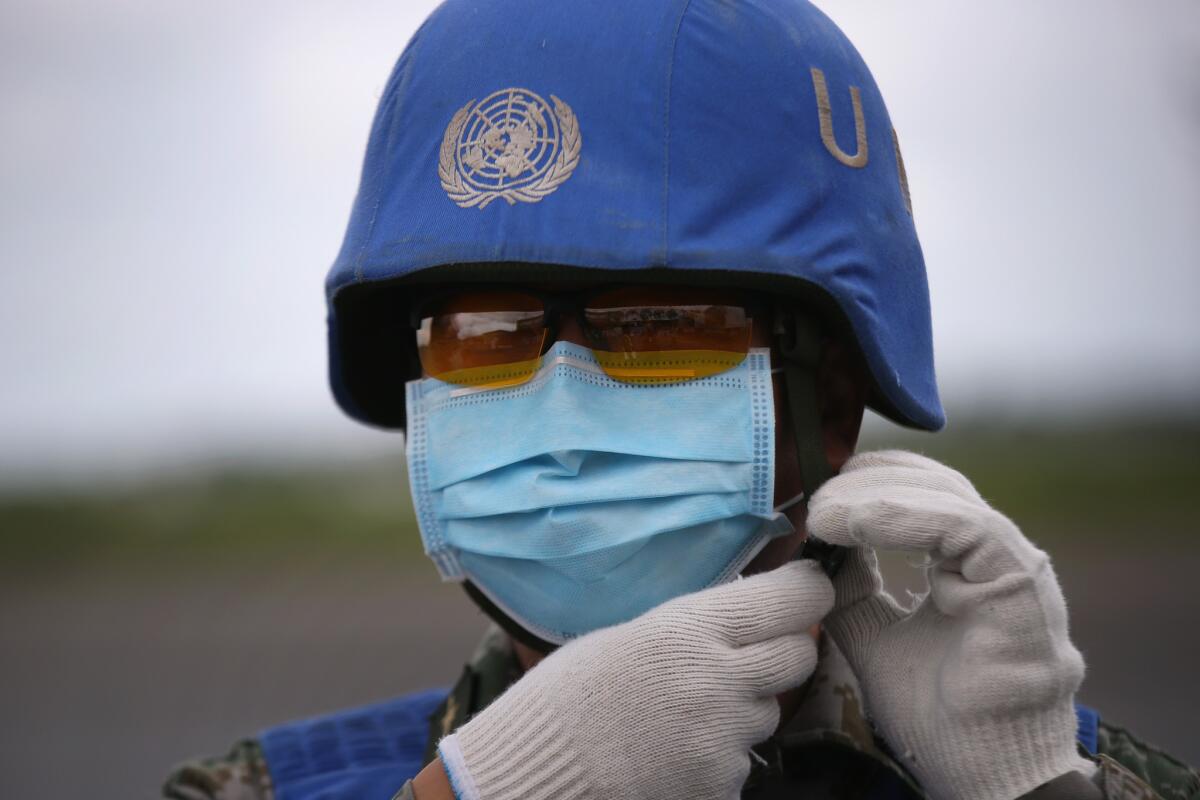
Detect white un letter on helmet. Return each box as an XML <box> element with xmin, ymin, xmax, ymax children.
<box><xmin>810</xmin><ymin>67</ymin><xmax>868</xmax><ymax>168</ymax></box>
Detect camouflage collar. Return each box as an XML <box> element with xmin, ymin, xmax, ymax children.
<box><xmin>747</xmin><ymin>630</ymin><xmax>923</xmax><ymax>795</ymax></box>
<box><xmin>423</xmin><ymin>625</ymin><xmax>923</xmax><ymax>796</ymax></box>
<box><xmin>423</xmin><ymin>625</ymin><xmax>522</xmax><ymax>765</ymax></box>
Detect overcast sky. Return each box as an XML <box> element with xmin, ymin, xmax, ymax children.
<box><xmin>2</xmin><ymin>0</ymin><xmax>1198</xmax><ymax>483</ymax></box>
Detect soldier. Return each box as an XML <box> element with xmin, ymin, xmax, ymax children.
<box><xmin>165</xmin><ymin>1</ymin><xmax>1199</xmax><ymax>799</ymax></box>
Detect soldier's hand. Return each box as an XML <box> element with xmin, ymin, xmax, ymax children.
<box><xmin>810</xmin><ymin>450</ymin><xmax>1094</xmax><ymax>800</ymax></box>
<box><xmin>435</xmin><ymin>560</ymin><xmax>832</xmax><ymax>800</ymax></box>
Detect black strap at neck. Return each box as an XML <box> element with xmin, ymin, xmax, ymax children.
<box><xmin>463</xmin><ymin>580</ymin><xmax>557</xmax><ymax>654</ymax></box>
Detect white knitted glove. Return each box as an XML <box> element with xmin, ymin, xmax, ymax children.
<box><xmin>809</xmin><ymin>450</ymin><xmax>1093</xmax><ymax>800</ymax></box>
<box><xmin>437</xmin><ymin>561</ymin><xmax>833</xmax><ymax>800</ymax></box>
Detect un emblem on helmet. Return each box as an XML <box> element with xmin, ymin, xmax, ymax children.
<box><xmin>439</xmin><ymin>88</ymin><xmax>582</xmax><ymax>209</ymax></box>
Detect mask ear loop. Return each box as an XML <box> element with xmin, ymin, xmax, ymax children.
<box><xmin>773</xmin><ymin>490</ymin><xmax>806</xmax><ymax>513</ymax></box>
<box><xmin>775</xmin><ymin>310</ymin><xmax>848</xmax><ymax>579</ymax></box>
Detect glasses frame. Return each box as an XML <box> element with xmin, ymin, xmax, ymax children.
<box><xmin>408</xmin><ymin>283</ymin><xmax>766</xmax><ymax>358</ymax></box>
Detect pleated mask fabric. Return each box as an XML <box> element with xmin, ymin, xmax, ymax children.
<box><xmin>405</xmin><ymin>342</ymin><xmax>792</xmax><ymax>643</ymax></box>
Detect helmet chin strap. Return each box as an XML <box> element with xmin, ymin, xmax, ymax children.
<box><xmin>463</xmin><ymin>580</ymin><xmax>558</xmax><ymax>655</ymax></box>
<box><xmin>775</xmin><ymin>310</ymin><xmax>848</xmax><ymax>579</ymax></box>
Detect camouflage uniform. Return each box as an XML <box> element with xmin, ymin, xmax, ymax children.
<box><xmin>163</xmin><ymin>739</ymin><xmax>273</xmax><ymax>800</ymax></box>
<box><xmin>163</xmin><ymin>627</ymin><xmax>1199</xmax><ymax>800</ymax></box>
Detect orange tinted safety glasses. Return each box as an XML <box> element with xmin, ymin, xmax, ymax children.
<box><xmin>412</xmin><ymin>286</ymin><xmax>756</xmax><ymax>389</ymax></box>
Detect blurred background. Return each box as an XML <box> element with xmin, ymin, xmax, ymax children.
<box><xmin>2</xmin><ymin>0</ymin><xmax>1197</xmax><ymax>797</ymax></box>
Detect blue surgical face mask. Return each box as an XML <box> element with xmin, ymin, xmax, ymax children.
<box><xmin>405</xmin><ymin>341</ymin><xmax>795</xmax><ymax>644</ymax></box>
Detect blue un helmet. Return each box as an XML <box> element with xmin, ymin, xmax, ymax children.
<box><xmin>326</xmin><ymin>0</ymin><xmax>943</xmax><ymax>435</ymax></box>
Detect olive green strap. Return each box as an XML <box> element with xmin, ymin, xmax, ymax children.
<box><xmin>783</xmin><ymin>375</ymin><xmax>831</xmax><ymax>499</ymax></box>
<box><xmin>778</xmin><ymin>314</ymin><xmax>833</xmax><ymax>497</ymax></box>
<box><xmin>777</xmin><ymin>313</ymin><xmax>846</xmax><ymax>577</ymax></box>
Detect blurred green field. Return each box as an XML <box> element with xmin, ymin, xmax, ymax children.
<box><xmin>2</xmin><ymin>420</ymin><xmax>1197</xmax><ymax>569</ymax></box>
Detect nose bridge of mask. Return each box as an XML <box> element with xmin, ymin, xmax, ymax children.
<box><xmin>408</xmin><ymin>342</ymin><xmax>768</xmax><ymax>492</ymax></box>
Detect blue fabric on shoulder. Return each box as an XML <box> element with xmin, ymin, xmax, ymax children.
<box><xmin>257</xmin><ymin>691</ymin><xmax>1103</xmax><ymax>798</ymax></box>
<box><xmin>259</xmin><ymin>687</ymin><xmax>447</xmax><ymax>800</ymax></box>
<box><xmin>1075</xmin><ymin>702</ymin><xmax>1100</xmax><ymax>755</ymax></box>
